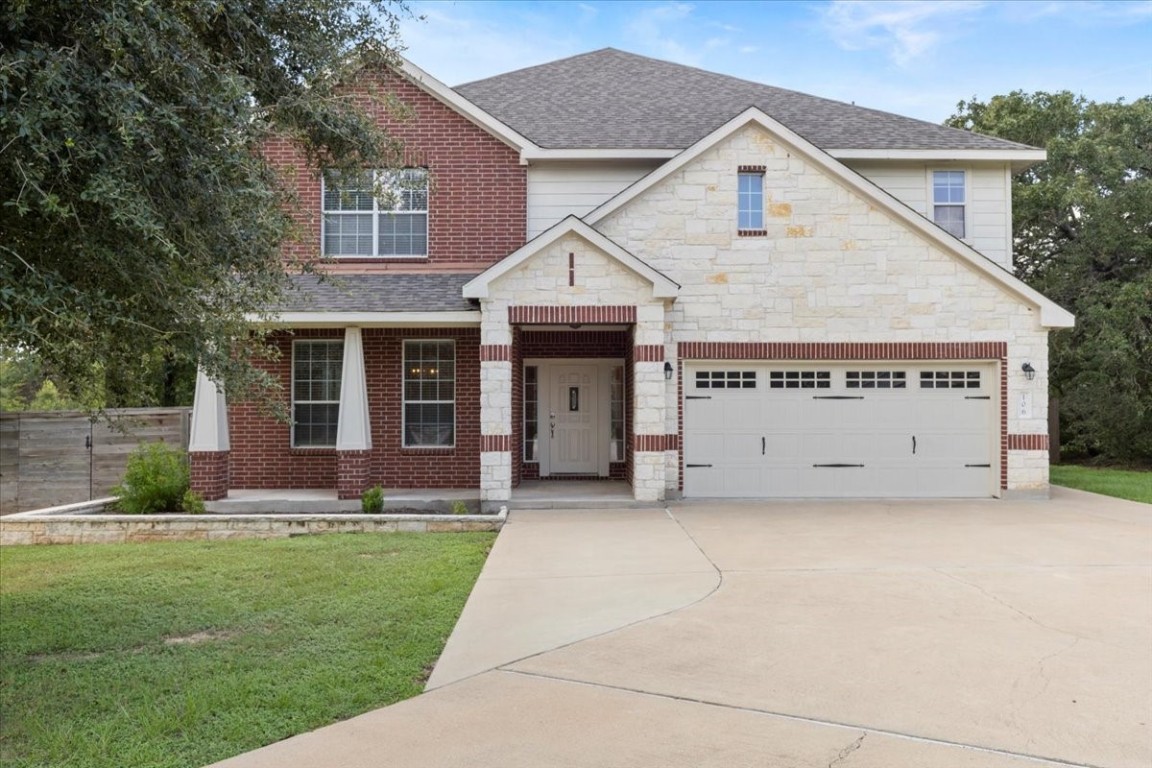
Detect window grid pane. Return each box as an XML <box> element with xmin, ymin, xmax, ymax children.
<box><xmin>738</xmin><ymin>173</ymin><xmax>764</xmax><ymax>230</ymax></box>
<box><xmin>293</xmin><ymin>341</ymin><xmax>343</xmax><ymax>447</ymax></box>
<box><xmin>323</xmin><ymin>169</ymin><xmax>428</xmax><ymax>258</ymax></box>
<box><xmin>404</xmin><ymin>340</ymin><xmax>455</xmax><ymax>447</ymax></box>
<box><xmin>932</xmin><ymin>170</ymin><xmax>965</xmax><ymax>238</ymax></box>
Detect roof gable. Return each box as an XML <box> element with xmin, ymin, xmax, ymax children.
<box><xmin>456</xmin><ymin>49</ymin><xmax>1037</xmax><ymax>155</ymax></box>
<box><xmin>585</xmin><ymin>108</ymin><xmax>1073</xmax><ymax>329</ymax></box>
<box><xmin>462</xmin><ymin>216</ymin><xmax>679</xmax><ymax>300</ymax></box>
<box><xmin>392</xmin><ymin>57</ymin><xmax>537</xmax><ymax>152</ymax></box>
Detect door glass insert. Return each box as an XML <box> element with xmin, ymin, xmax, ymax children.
<box><xmin>610</xmin><ymin>366</ymin><xmax>625</xmax><ymax>462</ymax></box>
<box><xmin>523</xmin><ymin>366</ymin><xmax>538</xmax><ymax>462</ymax></box>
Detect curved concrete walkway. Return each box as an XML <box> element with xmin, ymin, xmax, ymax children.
<box><xmin>209</xmin><ymin>488</ymin><xmax>1152</xmax><ymax>768</ymax></box>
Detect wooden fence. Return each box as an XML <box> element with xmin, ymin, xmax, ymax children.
<box><xmin>0</xmin><ymin>408</ymin><xmax>191</xmax><ymax>515</ymax></box>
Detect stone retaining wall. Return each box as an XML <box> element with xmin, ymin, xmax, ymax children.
<box><xmin>0</xmin><ymin>512</ymin><xmax>504</xmax><ymax>546</ymax></box>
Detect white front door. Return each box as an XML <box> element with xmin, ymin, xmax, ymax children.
<box><xmin>549</xmin><ymin>364</ymin><xmax>600</xmax><ymax>474</ymax></box>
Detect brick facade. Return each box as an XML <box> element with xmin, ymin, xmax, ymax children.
<box><xmin>228</xmin><ymin>328</ymin><xmax>480</xmax><ymax>491</ymax></box>
<box><xmin>189</xmin><ymin>451</ymin><xmax>230</xmax><ymax>501</ymax></box>
<box><xmin>264</xmin><ymin>68</ymin><xmax>525</xmax><ymax>271</ymax></box>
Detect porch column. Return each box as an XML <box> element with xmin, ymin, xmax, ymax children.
<box><xmin>479</xmin><ymin>302</ymin><xmax>513</xmax><ymax>504</ymax></box>
<box><xmin>631</xmin><ymin>304</ymin><xmax>668</xmax><ymax>502</ymax></box>
<box><xmin>188</xmin><ymin>368</ymin><xmax>230</xmax><ymax>501</ymax></box>
<box><xmin>336</xmin><ymin>327</ymin><xmax>372</xmax><ymax>500</ymax></box>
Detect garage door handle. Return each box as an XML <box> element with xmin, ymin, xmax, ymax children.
<box><xmin>812</xmin><ymin>396</ymin><xmax>865</xmax><ymax>400</ymax></box>
<box><xmin>686</xmin><ymin>464</ymin><xmax>713</xmax><ymax>468</ymax></box>
<box><xmin>686</xmin><ymin>395</ymin><xmax>711</xmax><ymax>400</ymax></box>
<box><xmin>813</xmin><ymin>463</ymin><xmax>865</xmax><ymax>468</ymax></box>
<box><xmin>912</xmin><ymin>435</ymin><xmax>916</xmax><ymax>455</ymax></box>
<box><xmin>761</xmin><ymin>436</ymin><xmax>765</xmax><ymax>455</ymax></box>
<box><xmin>965</xmin><ymin>463</ymin><xmax>991</xmax><ymax>468</ymax></box>
<box><xmin>965</xmin><ymin>396</ymin><xmax>991</xmax><ymax>400</ymax></box>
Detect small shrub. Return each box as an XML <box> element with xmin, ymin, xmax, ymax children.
<box><xmin>113</xmin><ymin>443</ymin><xmax>189</xmax><ymax>514</ymax></box>
<box><xmin>361</xmin><ymin>485</ymin><xmax>384</xmax><ymax>514</ymax></box>
<box><xmin>450</xmin><ymin>500</ymin><xmax>469</xmax><ymax>516</ymax></box>
<box><xmin>181</xmin><ymin>489</ymin><xmax>206</xmax><ymax>515</ymax></box>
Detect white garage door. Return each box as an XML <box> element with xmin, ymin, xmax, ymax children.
<box><xmin>683</xmin><ymin>364</ymin><xmax>995</xmax><ymax>498</ymax></box>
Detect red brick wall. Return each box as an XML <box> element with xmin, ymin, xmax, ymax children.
<box><xmin>190</xmin><ymin>451</ymin><xmax>230</xmax><ymax>501</ymax></box>
<box><xmin>365</xmin><ymin>328</ymin><xmax>481</xmax><ymax>488</ymax></box>
<box><xmin>228</xmin><ymin>328</ymin><xmax>481</xmax><ymax>490</ymax></box>
<box><xmin>520</xmin><ymin>330</ymin><xmax>629</xmax><ymax>358</ymax></box>
<box><xmin>264</xmin><ymin>67</ymin><xmax>526</xmax><ymax>271</ymax></box>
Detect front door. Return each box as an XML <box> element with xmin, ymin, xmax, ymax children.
<box><xmin>549</xmin><ymin>364</ymin><xmax>599</xmax><ymax>473</ymax></box>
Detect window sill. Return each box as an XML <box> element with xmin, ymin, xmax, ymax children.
<box><xmin>322</xmin><ymin>256</ymin><xmax>430</xmax><ymax>263</ymax></box>
<box><xmin>290</xmin><ymin>447</ymin><xmax>337</xmax><ymax>454</ymax></box>
<box><xmin>400</xmin><ymin>446</ymin><xmax>456</xmax><ymax>454</ymax></box>
<box><xmin>738</xmin><ymin>229</ymin><xmax>767</xmax><ymax>237</ymax></box>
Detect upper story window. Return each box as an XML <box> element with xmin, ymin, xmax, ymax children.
<box><xmin>322</xmin><ymin>169</ymin><xmax>428</xmax><ymax>258</ymax></box>
<box><xmin>932</xmin><ymin>170</ymin><xmax>966</xmax><ymax>239</ymax></box>
<box><xmin>292</xmin><ymin>340</ymin><xmax>343</xmax><ymax>447</ymax></box>
<box><xmin>737</xmin><ymin>170</ymin><xmax>765</xmax><ymax>231</ymax></box>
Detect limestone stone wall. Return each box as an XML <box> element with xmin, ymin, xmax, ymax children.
<box><xmin>595</xmin><ymin>123</ymin><xmax>1053</xmax><ymax>493</ymax></box>
<box><xmin>1</xmin><ymin>514</ymin><xmax>502</xmax><ymax>546</ymax></box>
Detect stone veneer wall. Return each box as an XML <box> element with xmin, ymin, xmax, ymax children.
<box><xmin>1</xmin><ymin>515</ymin><xmax>501</xmax><ymax>546</ymax></box>
<box><xmin>593</xmin><ymin>123</ymin><xmax>1052</xmax><ymax>493</ymax></box>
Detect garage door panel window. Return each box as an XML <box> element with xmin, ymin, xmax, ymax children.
<box><xmin>769</xmin><ymin>370</ymin><xmax>831</xmax><ymax>389</ymax></box>
<box><xmin>846</xmin><ymin>371</ymin><xmax>906</xmax><ymax>389</ymax></box>
<box><xmin>696</xmin><ymin>370</ymin><xmax>757</xmax><ymax>389</ymax></box>
<box><xmin>920</xmin><ymin>370</ymin><xmax>981</xmax><ymax>389</ymax></box>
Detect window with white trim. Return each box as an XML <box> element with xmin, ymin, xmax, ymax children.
<box><xmin>932</xmin><ymin>170</ymin><xmax>966</xmax><ymax>238</ymax></box>
<box><xmin>403</xmin><ymin>341</ymin><xmax>454</xmax><ymax>447</ymax></box>
<box><xmin>738</xmin><ymin>172</ymin><xmax>764</xmax><ymax>230</ymax></box>
<box><xmin>292</xmin><ymin>340</ymin><xmax>344</xmax><ymax>447</ymax></box>
<box><xmin>322</xmin><ymin>169</ymin><xmax>428</xmax><ymax>257</ymax></box>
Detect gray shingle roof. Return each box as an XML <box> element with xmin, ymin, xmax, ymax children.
<box><xmin>271</xmin><ymin>274</ymin><xmax>478</xmax><ymax>313</ymax></box>
<box><xmin>455</xmin><ymin>49</ymin><xmax>1035</xmax><ymax>152</ymax></box>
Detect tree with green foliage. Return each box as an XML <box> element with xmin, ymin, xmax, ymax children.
<box><xmin>947</xmin><ymin>92</ymin><xmax>1152</xmax><ymax>462</ymax></box>
<box><xmin>1</xmin><ymin>0</ymin><xmax>410</xmax><ymax>411</ymax></box>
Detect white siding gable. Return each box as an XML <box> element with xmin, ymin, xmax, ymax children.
<box><xmin>844</xmin><ymin>161</ymin><xmax>1014</xmax><ymax>268</ymax></box>
<box><xmin>526</xmin><ymin>160</ymin><xmax>661</xmax><ymax>238</ymax></box>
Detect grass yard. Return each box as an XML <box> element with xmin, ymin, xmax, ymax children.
<box><xmin>1051</xmin><ymin>464</ymin><xmax>1152</xmax><ymax>504</ymax></box>
<box><xmin>0</xmin><ymin>532</ymin><xmax>494</xmax><ymax>768</ymax></box>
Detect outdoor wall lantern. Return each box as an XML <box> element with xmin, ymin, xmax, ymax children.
<box><xmin>664</xmin><ymin>361</ymin><xmax>674</xmax><ymax>381</ymax></box>
<box><xmin>1022</xmin><ymin>362</ymin><xmax>1036</xmax><ymax>381</ymax></box>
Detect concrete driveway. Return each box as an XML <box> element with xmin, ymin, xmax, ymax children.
<box><xmin>210</xmin><ymin>488</ymin><xmax>1151</xmax><ymax>768</ymax></box>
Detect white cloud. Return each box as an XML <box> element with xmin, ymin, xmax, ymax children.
<box><xmin>623</xmin><ymin>2</ymin><xmax>701</xmax><ymax>65</ymax></box>
<box><xmin>399</xmin><ymin>4</ymin><xmax>584</xmax><ymax>86</ymax></box>
<box><xmin>819</xmin><ymin>1</ymin><xmax>985</xmax><ymax>66</ymax></box>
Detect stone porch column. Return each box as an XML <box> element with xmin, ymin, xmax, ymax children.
<box><xmin>335</xmin><ymin>327</ymin><xmax>372</xmax><ymax>500</ymax></box>
<box><xmin>479</xmin><ymin>302</ymin><xmax>513</xmax><ymax>504</ymax></box>
<box><xmin>188</xmin><ymin>368</ymin><xmax>230</xmax><ymax>501</ymax></box>
<box><xmin>631</xmin><ymin>304</ymin><xmax>668</xmax><ymax>502</ymax></box>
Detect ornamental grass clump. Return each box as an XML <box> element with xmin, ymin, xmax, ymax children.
<box><xmin>113</xmin><ymin>443</ymin><xmax>190</xmax><ymax>514</ymax></box>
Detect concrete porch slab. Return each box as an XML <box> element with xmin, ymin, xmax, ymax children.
<box><xmin>505</xmin><ymin>480</ymin><xmax>658</xmax><ymax>509</ymax></box>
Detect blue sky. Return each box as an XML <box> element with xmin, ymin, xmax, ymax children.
<box><xmin>398</xmin><ymin>0</ymin><xmax>1152</xmax><ymax>123</ymax></box>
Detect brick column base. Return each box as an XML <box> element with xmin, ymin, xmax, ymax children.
<box><xmin>336</xmin><ymin>450</ymin><xmax>373</xmax><ymax>500</ymax></box>
<box><xmin>189</xmin><ymin>451</ymin><xmax>230</xmax><ymax>501</ymax></box>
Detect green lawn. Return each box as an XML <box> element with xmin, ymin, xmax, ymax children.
<box><xmin>1051</xmin><ymin>464</ymin><xmax>1152</xmax><ymax>504</ymax></box>
<box><xmin>0</xmin><ymin>532</ymin><xmax>494</xmax><ymax>768</ymax></box>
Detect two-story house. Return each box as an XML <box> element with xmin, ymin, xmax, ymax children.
<box><xmin>187</xmin><ymin>49</ymin><xmax>1073</xmax><ymax>508</ymax></box>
